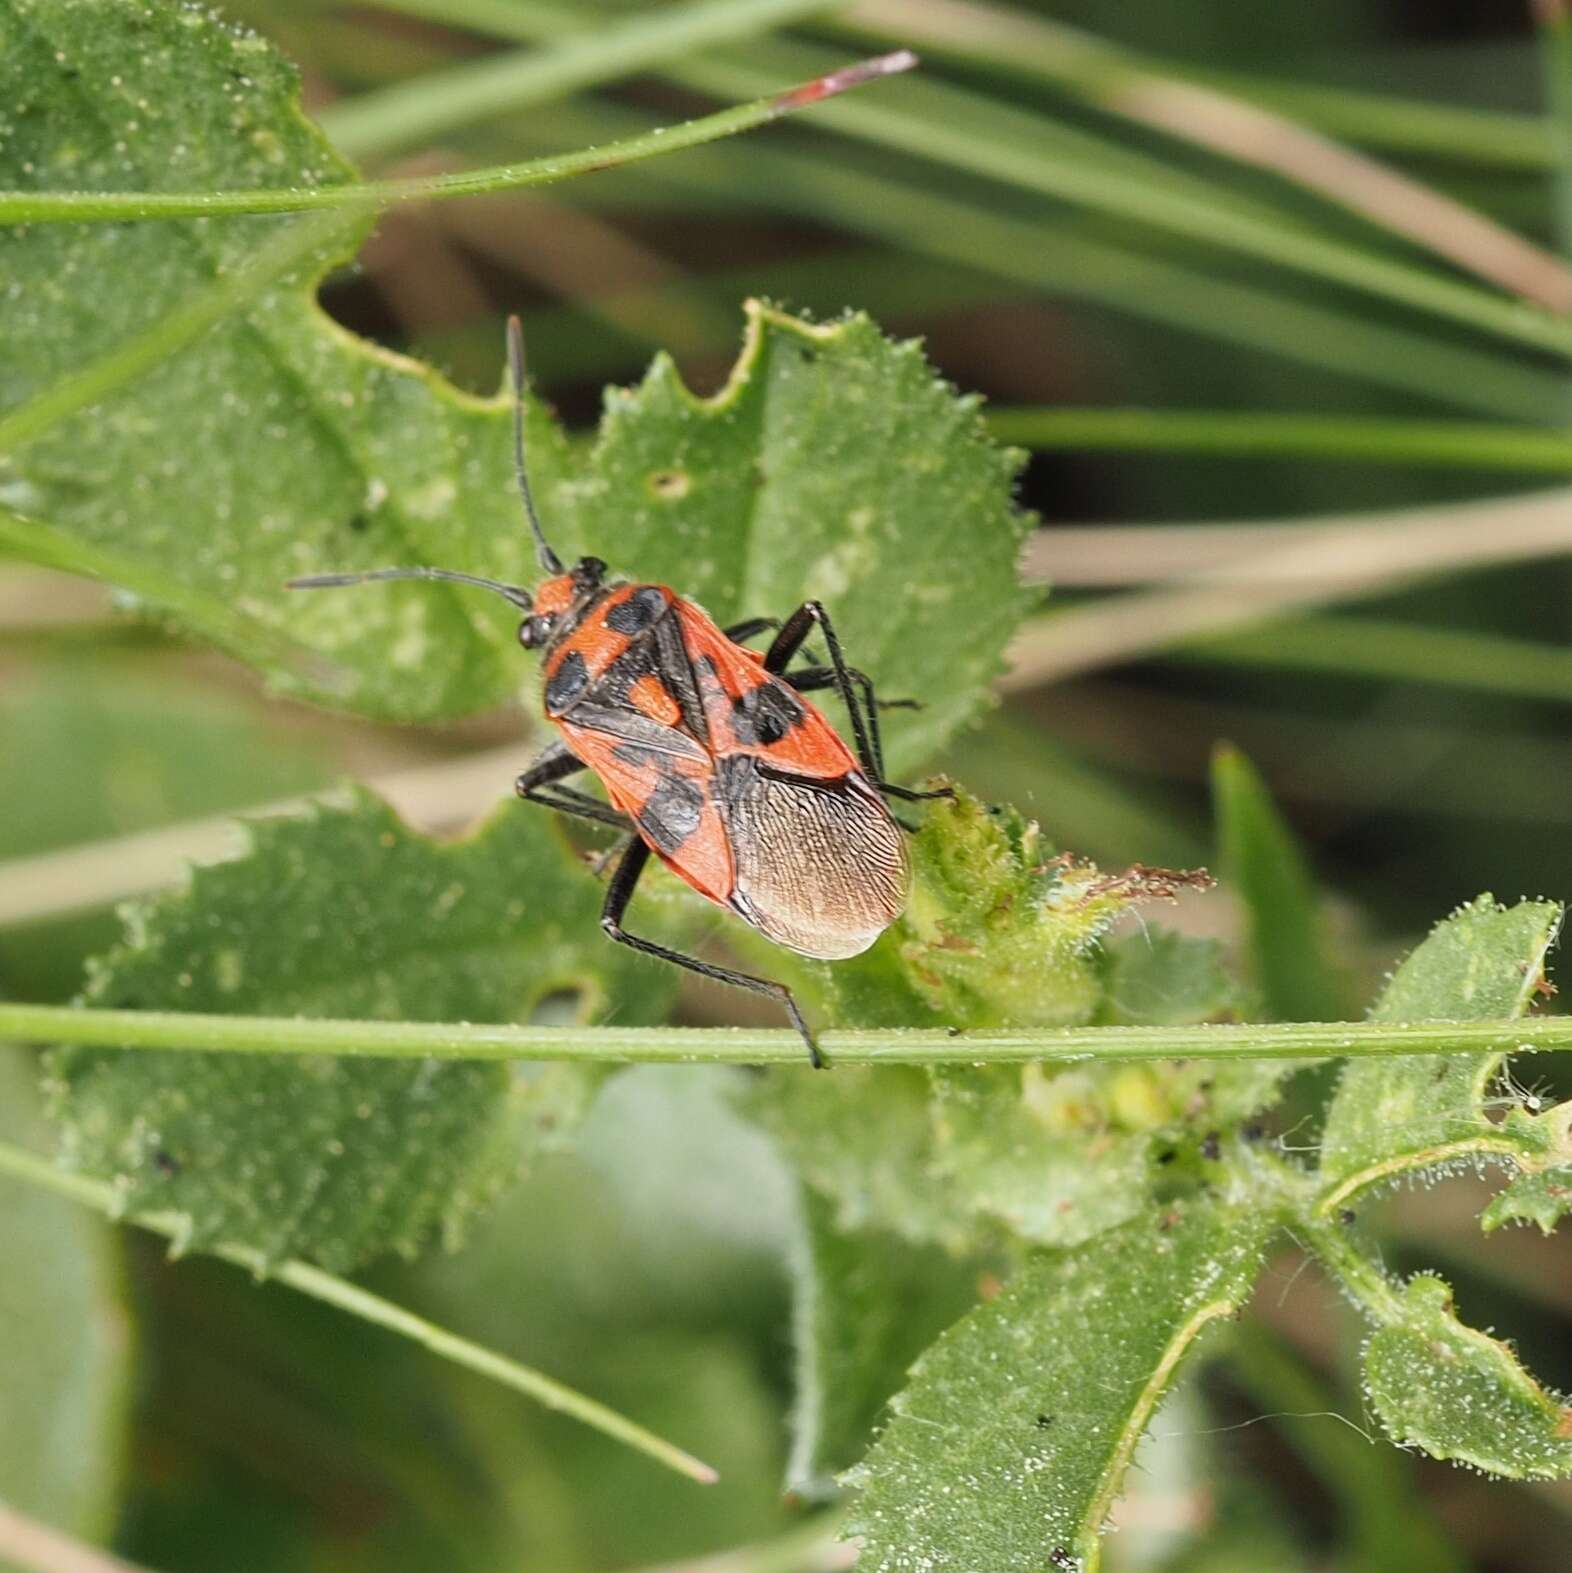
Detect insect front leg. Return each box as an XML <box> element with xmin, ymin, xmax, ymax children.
<box><xmin>599</xmin><ymin>839</ymin><xmax>825</xmax><ymax>1069</ymax></box>
<box><xmin>516</xmin><ymin>742</ymin><xmax>635</xmax><ymax>834</ymax></box>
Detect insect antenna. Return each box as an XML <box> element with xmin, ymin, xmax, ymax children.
<box><xmin>286</xmin><ymin>565</ymin><xmax>534</xmax><ymax>610</ymax></box>
<box><xmin>507</xmin><ymin>313</ymin><xmax>564</xmax><ymax>576</ymax></box>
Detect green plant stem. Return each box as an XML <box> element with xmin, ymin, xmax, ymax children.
<box><xmin>4</xmin><ymin>1002</ymin><xmax>1572</xmax><ymax>1065</ymax></box>
<box><xmin>0</xmin><ymin>1139</ymin><xmax>718</xmax><ymax>1485</ymax></box>
<box><xmin>324</xmin><ymin>0</ymin><xmax>843</xmax><ymax>158</ymax></box>
<box><xmin>984</xmin><ymin>408</ymin><xmax>1572</xmax><ymax>472</ymax></box>
<box><xmin>0</xmin><ymin>51</ymin><xmax>915</xmax><ymax>223</ymax></box>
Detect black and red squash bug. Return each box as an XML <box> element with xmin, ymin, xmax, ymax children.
<box><xmin>288</xmin><ymin>319</ymin><xmax>948</xmax><ymax>1066</ymax></box>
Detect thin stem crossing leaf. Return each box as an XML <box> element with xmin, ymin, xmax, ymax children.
<box><xmin>0</xmin><ymin>1140</ymin><xmax>718</xmax><ymax>1484</ymax></box>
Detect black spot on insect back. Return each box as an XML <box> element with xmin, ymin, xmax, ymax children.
<box><xmin>605</xmin><ymin>585</ymin><xmax>668</xmax><ymax>636</ymax></box>
<box><xmin>638</xmin><ymin>774</ymin><xmax>705</xmax><ymax>856</ymax></box>
<box><xmin>731</xmin><ymin>682</ymin><xmax>804</xmax><ymax>746</ymax></box>
<box><xmin>545</xmin><ymin>650</ymin><xmax>590</xmax><ymax>714</ymax></box>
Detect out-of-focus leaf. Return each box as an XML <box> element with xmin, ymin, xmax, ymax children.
<box><xmin>1211</xmin><ymin>743</ymin><xmax>1347</xmax><ymax>1021</ymax></box>
<box><xmin>845</xmin><ymin>1194</ymin><xmax>1273</xmax><ymax>1573</ymax></box>
<box><xmin>1093</xmin><ymin>926</ymin><xmax>1243</xmax><ymax>1028</ymax></box>
<box><xmin>1364</xmin><ymin>1273</ymin><xmax>1572</xmax><ymax>1478</ymax></box>
<box><xmin>0</xmin><ymin>1047</ymin><xmax>131</xmax><ymax>1539</ymax></box>
<box><xmin>410</xmin><ymin>1069</ymin><xmax>799</xmax><ymax>1569</ymax></box>
<box><xmin>741</xmin><ymin>1067</ymin><xmax>979</xmax><ymax>1254</ymax></box>
<box><xmin>785</xmin><ymin>1187</ymin><xmax>979</xmax><ymax>1495</ymax></box>
<box><xmin>49</xmin><ymin>791</ymin><xmax>671</xmax><ymax>1270</ymax></box>
<box><xmin>926</xmin><ymin>1051</ymin><xmax>1279</xmax><ymax>1249</ymax></box>
<box><xmin>0</xmin><ymin>0</ymin><xmax>1029</xmax><ymax>747</ymax></box>
<box><xmin>0</xmin><ymin>660</ymin><xmax>331</xmax><ymax>861</ymax></box>
<box><xmin>1319</xmin><ymin>895</ymin><xmax>1561</xmax><ymax>1188</ymax></box>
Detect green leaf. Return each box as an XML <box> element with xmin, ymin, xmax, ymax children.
<box><xmin>409</xmin><ymin>1067</ymin><xmax>803</xmax><ymax>1566</ymax></box>
<box><xmin>0</xmin><ymin>3</ymin><xmax>1028</xmax><ymax>748</ymax></box>
<box><xmin>846</xmin><ymin>1194</ymin><xmax>1273</xmax><ymax>1573</ymax></box>
<box><xmin>0</xmin><ymin>1048</ymin><xmax>131</xmax><ymax>1539</ymax></box>
<box><xmin>1363</xmin><ymin>1273</ymin><xmax>1572</xmax><ymax>1479</ymax></box>
<box><xmin>1211</xmin><ymin>743</ymin><xmax>1346</xmax><ymax>1021</ymax></box>
<box><xmin>48</xmin><ymin>791</ymin><xmax>672</xmax><ymax>1270</ymax></box>
<box><xmin>785</xmin><ymin>1188</ymin><xmax>979</xmax><ymax>1495</ymax></box>
<box><xmin>925</xmin><ymin>1049</ymin><xmax>1277</xmax><ymax>1249</ymax></box>
<box><xmin>741</xmin><ymin>1067</ymin><xmax>980</xmax><ymax>1254</ymax></box>
<box><xmin>1482</xmin><ymin>1161</ymin><xmax>1572</xmax><ymax>1234</ymax></box>
<box><xmin>1319</xmin><ymin>895</ymin><xmax>1562</xmax><ymax>1193</ymax></box>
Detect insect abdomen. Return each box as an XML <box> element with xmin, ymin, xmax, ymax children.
<box><xmin>717</xmin><ymin>756</ymin><xmax>908</xmax><ymax>959</ymax></box>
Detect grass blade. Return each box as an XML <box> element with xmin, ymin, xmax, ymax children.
<box><xmin>0</xmin><ymin>51</ymin><xmax>917</xmax><ymax>223</ymax></box>
<box><xmin>1176</xmin><ymin>614</ymin><xmax>1572</xmax><ymax>706</ymax></box>
<box><xmin>1212</xmin><ymin>743</ymin><xmax>1348</xmax><ymax>1021</ymax></box>
<box><xmin>324</xmin><ymin>0</ymin><xmax>854</xmax><ymax>159</ymax></box>
<box><xmin>843</xmin><ymin>0</ymin><xmax>1552</xmax><ymax>169</ymax></box>
<box><xmin>985</xmin><ymin>409</ymin><xmax>1572</xmax><ymax>472</ymax></box>
<box><xmin>350</xmin><ymin>3</ymin><xmax>1572</xmax><ymax>358</ymax></box>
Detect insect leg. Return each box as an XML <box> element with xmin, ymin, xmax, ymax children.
<box><xmin>722</xmin><ymin>616</ymin><xmax>780</xmax><ymax>645</ymax></box>
<box><xmin>766</xmin><ymin>605</ymin><xmax>950</xmax><ymax>801</ymax></box>
<box><xmin>783</xmin><ymin>665</ymin><xmax>922</xmax><ymax>713</ymax></box>
<box><xmin>763</xmin><ymin>602</ymin><xmax>880</xmax><ymax>779</ymax></box>
<box><xmin>600</xmin><ymin>840</ymin><xmax>825</xmax><ymax>1068</ymax></box>
<box><xmin>782</xmin><ymin>663</ymin><xmax>929</xmax><ymax>780</ymax></box>
<box><xmin>516</xmin><ymin>744</ymin><xmax>635</xmax><ymax>833</ymax></box>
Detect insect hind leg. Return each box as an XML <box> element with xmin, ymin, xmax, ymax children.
<box><xmin>600</xmin><ymin>840</ymin><xmax>825</xmax><ymax>1068</ymax></box>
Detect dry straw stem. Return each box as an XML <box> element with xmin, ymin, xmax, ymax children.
<box><xmin>0</xmin><ymin>1506</ymin><xmax>151</xmax><ymax>1573</ymax></box>
<box><xmin>1009</xmin><ymin>487</ymin><xmax>1572</xmax><ymax>687</ymax></box>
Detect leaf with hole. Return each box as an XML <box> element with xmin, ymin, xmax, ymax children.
<box><xmin>0</xmin><ymin>5</ymin><xmax>1028</xmax><ymax>760</ymax></box>
<box><xmin>48</xmin><ymin>791</ymin><xmax>671</xmax><ymax>1270</ymax></box>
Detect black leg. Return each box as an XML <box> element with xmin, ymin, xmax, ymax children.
<box><xmin>763</xmin><ymin>602</ymin><xmax>881</xmax><ymax>782</ymax></box>
<box><xmin>600</xmin><ymin>840</ymin><xmax>824</xmax><ymax>1068</ymax></box>
<box><xmin>723</xmin><ymin>616</ymin><xmax>780</xmax><ymax>646</ymax></box>
<box><xmin>783</xmin><ymin>664</ymin><xmax>926</xmax><ymax>784</ymax></box>
<box><xmin>766</xmin><ymin>606</ymin><xmax>952</xmax><ymax>805</ymax></box>
<box><xmin>784</xmin><ymin>665</ymin><xmax>922</xmax><ymax>713</ymax></box>
<box><xmin>516</xmin><ymin>744</ymin><xmax>634</xmax><ymax>833</ymax></box>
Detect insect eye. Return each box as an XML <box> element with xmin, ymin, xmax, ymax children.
<box><xmin>520</xmin><ymin>615</ymin><xmax>551</xmax><ymax>648</ymax></box>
